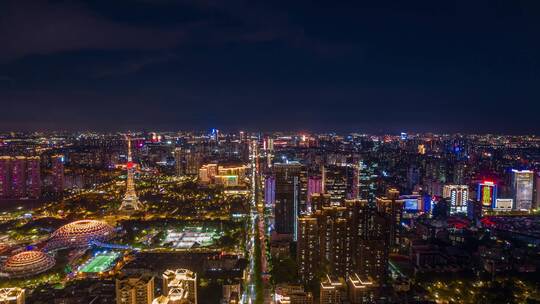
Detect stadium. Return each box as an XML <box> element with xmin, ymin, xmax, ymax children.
<box><xmin>2</xmin><ymin>251</ymin><xmax>56</xmax><ymax>278</ymax></box>
<box><xmin>45</xmin><ymin>220</ymin><xmax>115</xmax><ymax>250</ymax></box>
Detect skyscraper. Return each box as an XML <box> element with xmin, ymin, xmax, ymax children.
<box><xmin>274</xmin><ymin>162</ymin><xmax>303</xmax><ymax>238</ymax></box>
<box><xmin>512</xmin><ymin>169</ymin><xmax>534</xmax><ymax>211</ymax></box>
<box><xmin>323</xmin><ymin>165</ymin><xmax>348</xmax><ymax>206</ymax></box>
<box><xmin>297</xmin><ymin>215</ymin><xmax>319</xmax><ymax>283</ymax></box>
<box><xmin>376</xmin><ymin>189</ymin><xmax>404</xmax><ymax>248</ymax></box>
<box><xmin>0</xmin><ymin>156</ymin><xmax>11</xmax><ymax>198</ymax></box>
<box><xmin>26</xmin><ymin>156</ymin><xmax>41</xmax><ymax>199</ymax></box>
<box><xmin>11</xmin><ymin>157</ymin><xmax>26</xmax><ymax>198</ymax></box>
<box><xmin>174</xmin><ymin>147</ymin><xmax>184</xmax><ymax>176</ymax></box>
<box><xmin>264</xmin><ymin>175</ymin><xmax>276</xmax><ymax>207</ymax></box>
<box><xmin>297</xmin><ymin>198</ymin><xmax>390</xmax><ymax>285</ymax></box>
<box><xmin>51</xmin><ymin>154</ymin><xmax>64</xmax><ymax>194</ymax></box>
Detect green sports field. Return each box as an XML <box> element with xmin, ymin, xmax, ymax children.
<box><xmin>80</xmin><ymin>252</ymin><xmax>120</xmax><ymax>273</ymax></box>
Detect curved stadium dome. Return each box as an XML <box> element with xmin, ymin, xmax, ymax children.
<box><xmin>46</xmin><ymin>220</ymin><xmax>115</xmax><ymax>250</ymax></box>
<box><xmin>2</xmin><ymin>251</ymin><xmax>55</xmax><ymax>278</ymax></box>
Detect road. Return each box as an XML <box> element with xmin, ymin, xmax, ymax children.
<box><xmin>242</xmin><ymin>141</ymin><xmax>272</xmax><ymax>304</ymax></box>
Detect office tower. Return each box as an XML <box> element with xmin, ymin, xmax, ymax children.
<box><xmin>347</xmin><ymin>274</ymin><xmax>378</xmax><ymax>304</ymax></box>
<box><xmin>264</xmin><ymin>176</ymin><xmax>276</xmax><ymax>207</ymax></box>
<box><xmin>323</xmin><ymin>165</ymin><xmax>348</xmax><ymax>206</ymax></box>
<box><xmin>297</xmin><ymin>215</ymin><xmax>319</xmax><ymax>282</ymax></box>
<box><xmin>298</xmin><ymin>167</ymin><xmax>309</xmax><ymax>212</ymax></box>
<box><xmin>26</xmin><ymin>156</ymin><xmax>41</xmax><ymax>199</ymax></box>
<box><xmin>51</xmin><ymin>154</ymin><xmax>65</xmax><ymax>194</ymax></box>
<box><xmin>0</xmin><ymin>156</ymin><xmax>11</xmax><ymax>198</ymax></box>
<box><xmin>274</xmin><ymin>162</ymin><xmax>303</xmax><ymax>238</ymax></box>
<box><xmin>512</xmin><ymin>169</ymin><xmax>534</xmax><ymax>211</ymax></box>
<box><xmin>376</xmin><ymin>189</ymin><xmax>404</xmax><ymax>248</ymax></box>
<box><xmin>443</xmin><ymin>185</ymin><xmax>468</xmax><ymax>214</ymax></box>
<box><xmin>11</xmin><ymin>157</ymin><xmax>26</xmax><ymax>198</ymax></box>
<box><xmin>161</xmin><ymin>269</ymin><xmax>197</xmax><ymax>304</ymax></box>
<box><xmin>477</xmin><ymin>181</ymin><xmax>497</xmax><ymax>209</ymax></box>
<box><xmin>0</xmin><ymin>288</ymin><xmax>25</xmax><ymax>304</ymax></box>
<box><xmin>174</xmin><ymin>147</ymin><xmax>184</xmax><ymax>176</ymax></box>
<box><xmin>319</xmin><ymin>275</ymin><xmax>344</xmax><ymax>304</ymax></box>
<box><xmin>318</xmin><ymin>206</ymin><xmax>349</xmax><ymax>277</ymax></box>
<box><xmin>116</xmin><ymin>274</ymin><xmax>155</xmax><ymax>304</ymax></box>
<box><xmin>307</xmin><ymin>176</ymin><xmax>322</xmax><ymax>211</ymax></box>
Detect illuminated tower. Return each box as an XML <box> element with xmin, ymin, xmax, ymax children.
<box><xmin>119</xmin><ymin>136</ymin><xmax>144</xmax><ymax>212</ymax></box>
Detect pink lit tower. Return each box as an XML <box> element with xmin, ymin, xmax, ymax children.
<box><xmin>119</xmin><ymin>135</ymin><xmax>144</xmax><ymax>211</ymax></box>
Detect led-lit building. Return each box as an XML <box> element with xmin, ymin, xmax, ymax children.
<box><xmin>2</xmin><ymin>251</ymin><xmax>55</xmax><ymax>278</ymax></box>
<box><xmin>494</xmin><ymin>198</ymin><xmax>513</xmax><ymax>212</ymax></box>
<box><xmin>116</xmin><ymin>273</ymin><xmax>155</xmax><ymax>304</ymax></box>
<box><xmin>0</xmin><ymin>288</ymin><xmax>25</xmax><ymax>304</ymax></box>
<box><xmin>11</xmin><ymin>157</ymin><xmax>26</xmax><ymax>198</ymax></box>
<box><xmin>26</xmin><ymin>156</ymin><xmax>41</xmax><ymax>199</ymax></box>
<box><xmin>306</xmin><ymin>176</ymin><xmax>322</xmax><ymax>211</ymax></box>
<box><xmin>160</xmin><ymin>269</ymin><xmax>197</xmax><ymax>304</ymax></box>
<box><xmin>0</xmin><ymin>156</ymin><xmax>10</xmax><ymax>198</ymax></box>
<box><xmin>477</xmin><ymin>181</ymin><xmax>497</xmax><ymax>209</ymax></box>
<box><xmin>512</xmin><ymin>170</ymin><xmax>534</xmax><ymax>211</ymax></box>
<box><xmin>443</xmin><ymin>185</ymin><xmax>468</xmax><ymax>214</ymax></box>
<box><xmin>264</xmin><ymin>176</ymin><xmax>276</xmax><ymax>207</ymax></box>
<box><xmin>174</xmin><ymin>147</ymin><xmax>184</xmax><ymax>176</ymax></box>
<box><xmin>51</xmin><ymin>154</ymin><xmax>65</xmax><ymax>194</ymax></box>
<box><xmin>347</xmin><ymin>274</ymin><xmax>378</xmax><ymax>304</ymax></box>
<box><xmin>319</xmin><ymin>276</ymin><xmax>344</xmax><ymax>304</ymax></box>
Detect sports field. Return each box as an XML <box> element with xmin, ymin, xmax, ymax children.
<box><xmin>80</xmin><ymin>251</ymin><xmax>120</xmax><ymax>273</ymax></box>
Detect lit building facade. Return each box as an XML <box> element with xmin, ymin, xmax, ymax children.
<box><xmin>443</xmin><ymin>185</ymin><xmax>468</xmax><ymax>214</ymax></box>
<box><xmin>116</xmin><ymin>274</ymin><xmax>155</xmax><ymax>304</ymax></box>
<box><xmin>512</xmin><ymin>170</ymin><xmax>534</xmax><ymax>211</ymax></box>
<box><xmin>0</xmin><ymin>288</ymin><xmax>25</xmax><ymax>304</ymax></box>
<box><xmin>477</xmin><ymin>181</ymin><xmax>497</xmax><ymax>209</ymax></box>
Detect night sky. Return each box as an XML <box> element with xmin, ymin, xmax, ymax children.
<box><xmin>1</xmin><ymin>1</ymin><xmax>539</xmax><ymax>133</ymax></box>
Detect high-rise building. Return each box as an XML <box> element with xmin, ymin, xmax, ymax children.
<box><xmin>347</xmin><ymin>274</ymin><xmax>378</xmax><ymax>304</ymax></box>
<box><xmin>274</xmin><ymin>162</ymin><xmax>303</xmax><ymax>238</ymax></box>
<box><xmin>274</xmin><ymin>285</ymin><xmax>313</xmax><ymax>304</ymax></box>
<box><xmin>376</xmin><ymin>189</ymin><xmax>404</xmax><ymax>248</ymax></box>
<box><xmin>512</xmin><ymin>170</ymin><xmax>534</xmax><ymax>211</ymax></box>
<box><xmin>297</xmin><ymin>215</ymin><xmax>319</xmax><ymax>283</ymax></box>
<box><xmin>319</xmin><ymin>275</ymin><xmax>344</xmax><ymax>304</ymax></box>
<box><xmin>0</xmin><ymin>288</ymin><xmax>25</xmax><ymax>304</ymax></box>
<box><xmin>443</xmin><ymin>185</ymin><xmax>468</xmax><ymax>214</ymax></box>
<box><xmin>318</xmin><ymin>206</ymin><xmax>349</xmax><ymax>277</ymax></box>
<box><xmin>358</xmin><ymin>161</ymin><xmax>378</xmax><ymax>202</ymax></box>
<box><xmin>11</xmin><ymin>157</ymin><xmax>26</xmax><ymax>198</ymax></box>
<box><xmin>307</xmin><ymin>176</ymin><xmax>322</xmax><ymax>210</ymax></box>
<box><xmin>26</xmin><ymin>156</ymin><xmax>41</xmax><ymax>199</ymax></box>
<box><xmin>116</xmin><ymin>274</ymin><xmax>155</xmax><ymax>304</ymax></box>
<box><xmin>309</xmin><ymin>193</ymin><xmax>331</xmax><ymax>213</ymax></box>
<box><xmin>297</xmin><ymin>198</ymin><xmax>390</xmax><ymax>285</ymax></box>
<box><xmin>0</xmin><ymin>156</ymin><xmax>12</xmax><ymax>198</ymax></box>
<box><xmin>264</xmin><ymin>176</ymin><xmax>276</xmax><ymax>207</ymax></box>
<box><xmin>323</xmin><ymin>165</ymin><xmax>348</xmax><ymax>206</ymax></box>
<box><xmin>174</xmin><ymin>147</ymin><xmax>184</xmax><ymax>176</ymax></box>
<box><xmin>51</xmin><ymin>154</ymin><xmax>65</xmax><ymax>194</ymax></box>
<box><xmin>160</xmin><ymin>269</ymin><xmax>197</xmax><ymax>304</ymax></box>
<box><xmin>477</xmin><ymin>181</ymin><xmax>497</xmax><ymax>209</ymax></box>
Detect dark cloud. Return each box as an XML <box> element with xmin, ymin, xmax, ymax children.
<box><xmin>0</xmin><ymin>0</ymin><xmax>539</xmax><ymax>133</ymax></box>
